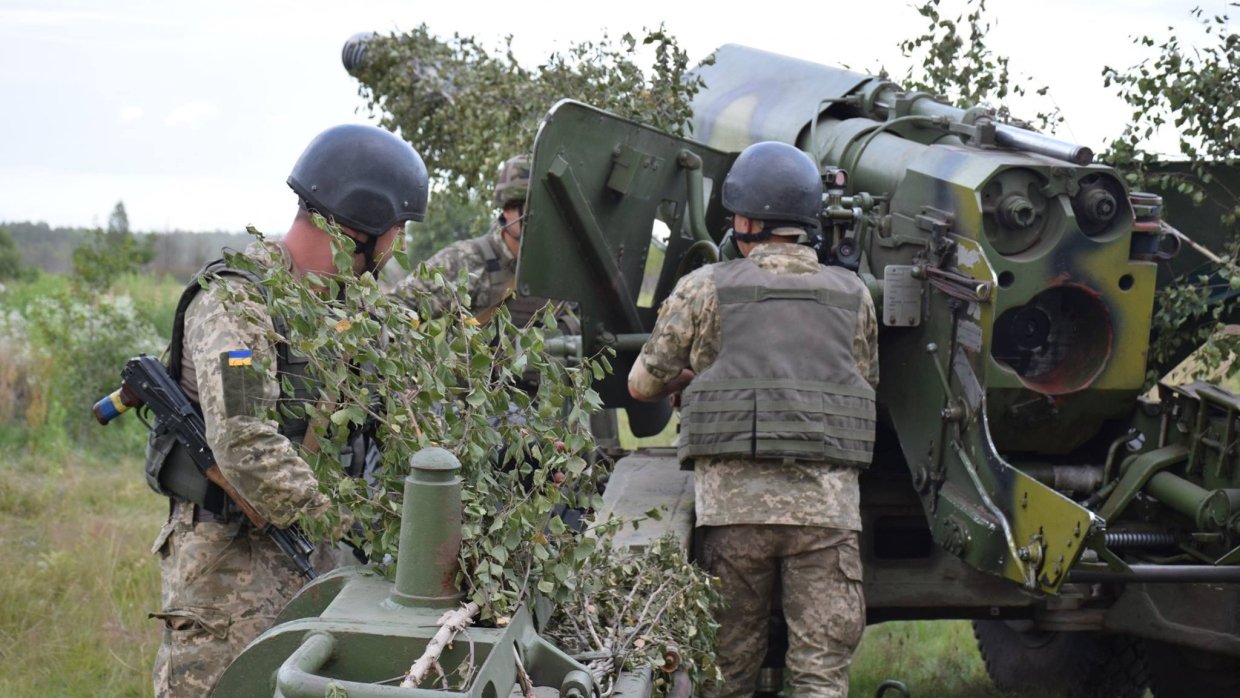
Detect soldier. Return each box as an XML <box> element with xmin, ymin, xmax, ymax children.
<box><xmin>628</xmin><ymin>141</ymin><xmax>878</xmax><ymax>697</ymax></box>
<box><xmin>148</xmin><ymin>124</ymin><xmax>428</xmax><ymax>697</ymax></box>
<box><xmin>391</xmin><ymin>154</ymin><xmax>530</xmax><ymax>323</ymax></box>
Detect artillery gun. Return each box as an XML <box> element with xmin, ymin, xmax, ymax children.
<box><xmin>511</xmin><ymin>45</ymin><xmax>1240</xmax><ymax>697</ymax></box>
<box><xmin>219</xmin><ymin>41</ymin><xmax>1238</xmax><ymax>697</ymax></box>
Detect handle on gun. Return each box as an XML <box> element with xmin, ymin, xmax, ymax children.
<box><xmin>267</xmin><ymin>526</ymin><xmax>319</xmax><ymax>580</ymax></box>
<box><xmin>94</xmin><ymin>384</ymin><xmax>143</xmax><ymax>425</ymax></box>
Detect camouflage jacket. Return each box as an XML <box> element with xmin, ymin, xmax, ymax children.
<box><xmin>176</xmin><ymin>240</ymin><xmax>331</xmax><ymax>528</ymax></box>
<box><xmin>390</xmin><ymin>221</ymin><xmax>516</xmax><ymax>319</ymax></box>
<box><xmin>629</xmin><ymin>242</ymin><xmax>879</xmax><ymax>529</ymax></box>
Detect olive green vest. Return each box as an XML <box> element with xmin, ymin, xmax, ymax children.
<box><xmin>677</xmin><ymin>257</ymin><xmax>876</xmax><ymax>467</ymax></box>
<box><xmin>143</xmin><ymin>258</ymin><xmax>316</xmax><ymax>513</ymax></box>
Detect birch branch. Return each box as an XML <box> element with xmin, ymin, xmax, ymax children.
<box><xmin>400</xmin><ymin>601</ymin><xmax>480</xmax><ymax>689</ymax></box>
<box><xmin>513</xmin><ymin>645</ymin><xmax>535</xmax><ymax>698</ymax></box>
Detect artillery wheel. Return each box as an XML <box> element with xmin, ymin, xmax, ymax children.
<box><xmin>1145</xmin><ymin>641</ymin><xmax>1240</xmax><ymax>698</ymax></box>
<box><xmin>972</xmin><ymin>620</ymin><xmax>1147</xmax><ymax>698</ymax></box>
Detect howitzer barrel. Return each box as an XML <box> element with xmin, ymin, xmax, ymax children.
<box><xmin>861</xmin><ymin>82</ymin><xmax>1094</xmax><ymax>165</ymax></box>
<box><xmin>689</xmin><ymin>45</ymin><xmax>1093</xmax><ymax>167</ymax></box>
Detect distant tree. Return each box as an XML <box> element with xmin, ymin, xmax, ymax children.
<box><xmin>0</xmin><ymin>226</ymin><xmax>29</xmax><ymax>282</ymax></box>
<box><xmin>4</xmin><ymin>221</ymin><xmax>78</xmax><ymax>273</ymax></box>
<box><xmin>71</xmin><ymin>201</ymin><xmax>155</xmax><ymax>288</ymax></box>
<box><xmin>109</xmin><ymin>201</ymin><xmax>130</xmax><ymax>234</ymax></box>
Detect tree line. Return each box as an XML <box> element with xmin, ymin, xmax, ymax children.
<box><xmin>0</xmin><ymin>209</ymin><xmax>251</xmax><ymax>282</ymax></box>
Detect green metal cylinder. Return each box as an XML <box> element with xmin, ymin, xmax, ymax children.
<box><xmin>391</xmin><ymin>447</ymin><xmax>465</xmax><ymax>608</ymax></box>
<box><xmin>1146</xmin><ymin>471</ymin><xmax>1231</xmax><ymax>531</ymax></box>
<box><xmin>677</xmin><ymin>149</ymin><xmax>713</xmax><ymax>244</ymax></box>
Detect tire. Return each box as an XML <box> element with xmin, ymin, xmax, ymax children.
<box><xmin>972</xmin><ymin>620</ymin><xmax>1148</xmax><ymax>698</ymax></box>
<box><xmin>1146</xmin><ymin>641</ymin><xmax>1240</xmax><ymax>698</ymax></box>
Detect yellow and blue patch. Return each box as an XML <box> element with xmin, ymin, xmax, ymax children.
<box><xmin>227</xmin><ymin>349</ymin><xmax>254</xmax><ymax>367</ymax></box>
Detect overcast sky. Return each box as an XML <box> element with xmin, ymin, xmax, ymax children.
<box><xmin>0</xmin><ymin>0</ymin><xmax>1219</xmax><ymax>233</ymax></box>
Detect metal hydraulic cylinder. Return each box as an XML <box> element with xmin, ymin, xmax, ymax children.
<box><xmin>1145</xmin><ymin>471</ymin><xmax>1232</xmax><ymax>531</ymax></box>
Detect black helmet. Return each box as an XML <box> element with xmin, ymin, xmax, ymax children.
<box><xmin>287</xmin><ymin>124</ymin><xmax>429</xmax><ymax>237</ymax></box>
<box><xmin>721</xmin><ymin>141</ymin><xmax>823</xmax><ymax>230</ymax></box>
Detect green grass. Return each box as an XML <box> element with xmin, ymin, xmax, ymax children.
<box><xmin>0</xmin><ymin>271</ymin><xmax>183</xmax><ymax>695</ymax></box>
<box><xmin>851</xmin><ymin>620</ymin><xmax>997</xmax><ymax>697</ymax></box>
<box><xmin>116</xmin><ymin>271</ymin><xmax>186</xmax><ymax>339</ymax></box>
<box><xmin>0</xmin><ymin>448</ymin><xmax>164</xmax><ymax>697</ymax></box>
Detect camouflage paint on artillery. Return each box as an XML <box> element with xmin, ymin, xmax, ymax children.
<box><xmin>682</xmin><ymin>45</ymin><xmax>1166</xmax><ymax>593</ymax></box>
<box><xmin>520</xmin><ymin>101</ymin><xmax>735</xmax><ymax>437</ymax></box>
<box><xmin>518</xmin><ymin>46</ymin><xmax>1240</xmax><ymax>604</ymax></box>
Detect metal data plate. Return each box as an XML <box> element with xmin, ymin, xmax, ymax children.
<box><xmin>883</xmin><ymin>265</ymin><xmax>922</xmax><ymax>327</ymax></box>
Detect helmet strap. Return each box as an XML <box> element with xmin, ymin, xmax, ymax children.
<box><xmin>498</xmin><ymin>207</ymin><xmax>527</xmax><ymax>243</ymax></box>
<box><xmin>732</xmin><ymin>230</ymin><xmax>773</xmax><ymax>244</ymax></box>
<box><xmin>353</xmin><ymin>233</ymin><xmax>380</xmax><ymax>275</ymax></box>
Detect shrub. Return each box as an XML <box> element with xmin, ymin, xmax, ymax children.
<box><xmin>0</xmin><ymin>289</ymin><xmax>163</xmax><ymax>450</ymax></box>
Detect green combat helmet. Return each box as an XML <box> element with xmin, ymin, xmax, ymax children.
<box><xmin>492</xmin><ymin>154</ymin><xmax>531</xmax><ymax>209</ymax></box>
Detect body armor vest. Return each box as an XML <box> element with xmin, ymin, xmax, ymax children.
<box><xmin>144</xmin><ymin>258</ymin><xmax>316</xmax><ymax>513</ymax></box>
<box><xmin>678</xmin><ymin>257</ymin><xmax>876</xmax><ymax>467</ymax></box>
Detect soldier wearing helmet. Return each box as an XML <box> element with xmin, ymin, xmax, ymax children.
<box><xmin>392</xmin><ymin>154</ymin><xmax>530</xmax><ymax>323</ymax></box>
<box><xmin>628</xmin><ymin>141</ymin><xmax>878</xmax><ymax>697</ymax></box>
<box><xmin>149</xmin><ymin>124</ymin><xmax>428</xmax><ymax>697</ymax></box>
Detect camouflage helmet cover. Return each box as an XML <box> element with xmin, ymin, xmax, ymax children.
<box><xmin>493</xmin><ymin>154</ymin><xmax>532</xmax><ymax>209</ymax></box>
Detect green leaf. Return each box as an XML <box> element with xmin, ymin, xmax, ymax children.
<box><xmin>330</xmin><ymin>405</ymin><xmax>365</xmax><ymax>426</ymax></box>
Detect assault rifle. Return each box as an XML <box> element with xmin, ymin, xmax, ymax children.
<box><xmin>94</xmin><ymin>354</ymin><xmax>318</xmax><ymax>579</ymax></box>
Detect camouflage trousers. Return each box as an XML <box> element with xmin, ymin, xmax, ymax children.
<box><xmin>150</xmin><ymin>502</ymin><xmax>310</xmax><ymax>698</ymax></box>
<box><xmin>699</xmin><ymin>525</ymin><xmax>865</xmax><ymax>698</ymax></box>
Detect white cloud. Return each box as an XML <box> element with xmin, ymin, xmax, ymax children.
<box><xmin>165</xmin><ymin>101</ymin><xmax>219</xmax><ymax>129</ymax></box>
<box><xmin>119</xmin><ymin>106</ymin><xmax>144</xmax><ymax>123</ymax></box>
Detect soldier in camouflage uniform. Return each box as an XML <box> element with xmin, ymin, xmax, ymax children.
<box><xmin>628</xmin><ymin>142</ymin><xmax>878</xmax><ymax>698</ymax></box>
<box><xmin>392</xmin><ymin>154</ymin><xmax>531</xmax><ymax>322</ymax></box>
<box><xmin>148</xmin><ymin>124</ymin><xmax>428</xmax><ymax>697</ymax></box>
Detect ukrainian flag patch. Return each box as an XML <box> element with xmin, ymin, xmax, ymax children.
<box><xmin>227</xmin><ymin>349</ymin><xmax>254</xmax><ymax>367</ymax></box>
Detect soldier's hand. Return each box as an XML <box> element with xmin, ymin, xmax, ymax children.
<box><xmin>327</xmin><ymin>504</ymin><xmax>357</xmax><ymax>542</ymax></box>
<box><xmin>668</xmin><ymin>368</ymin><xmax>696</xmax><ymax>408</ymax></box>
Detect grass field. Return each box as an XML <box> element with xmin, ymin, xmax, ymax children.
<box><xmin>0</xmin><ymin>448</ymin><xmax>163</xmax><ymax>697</ymax></box>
